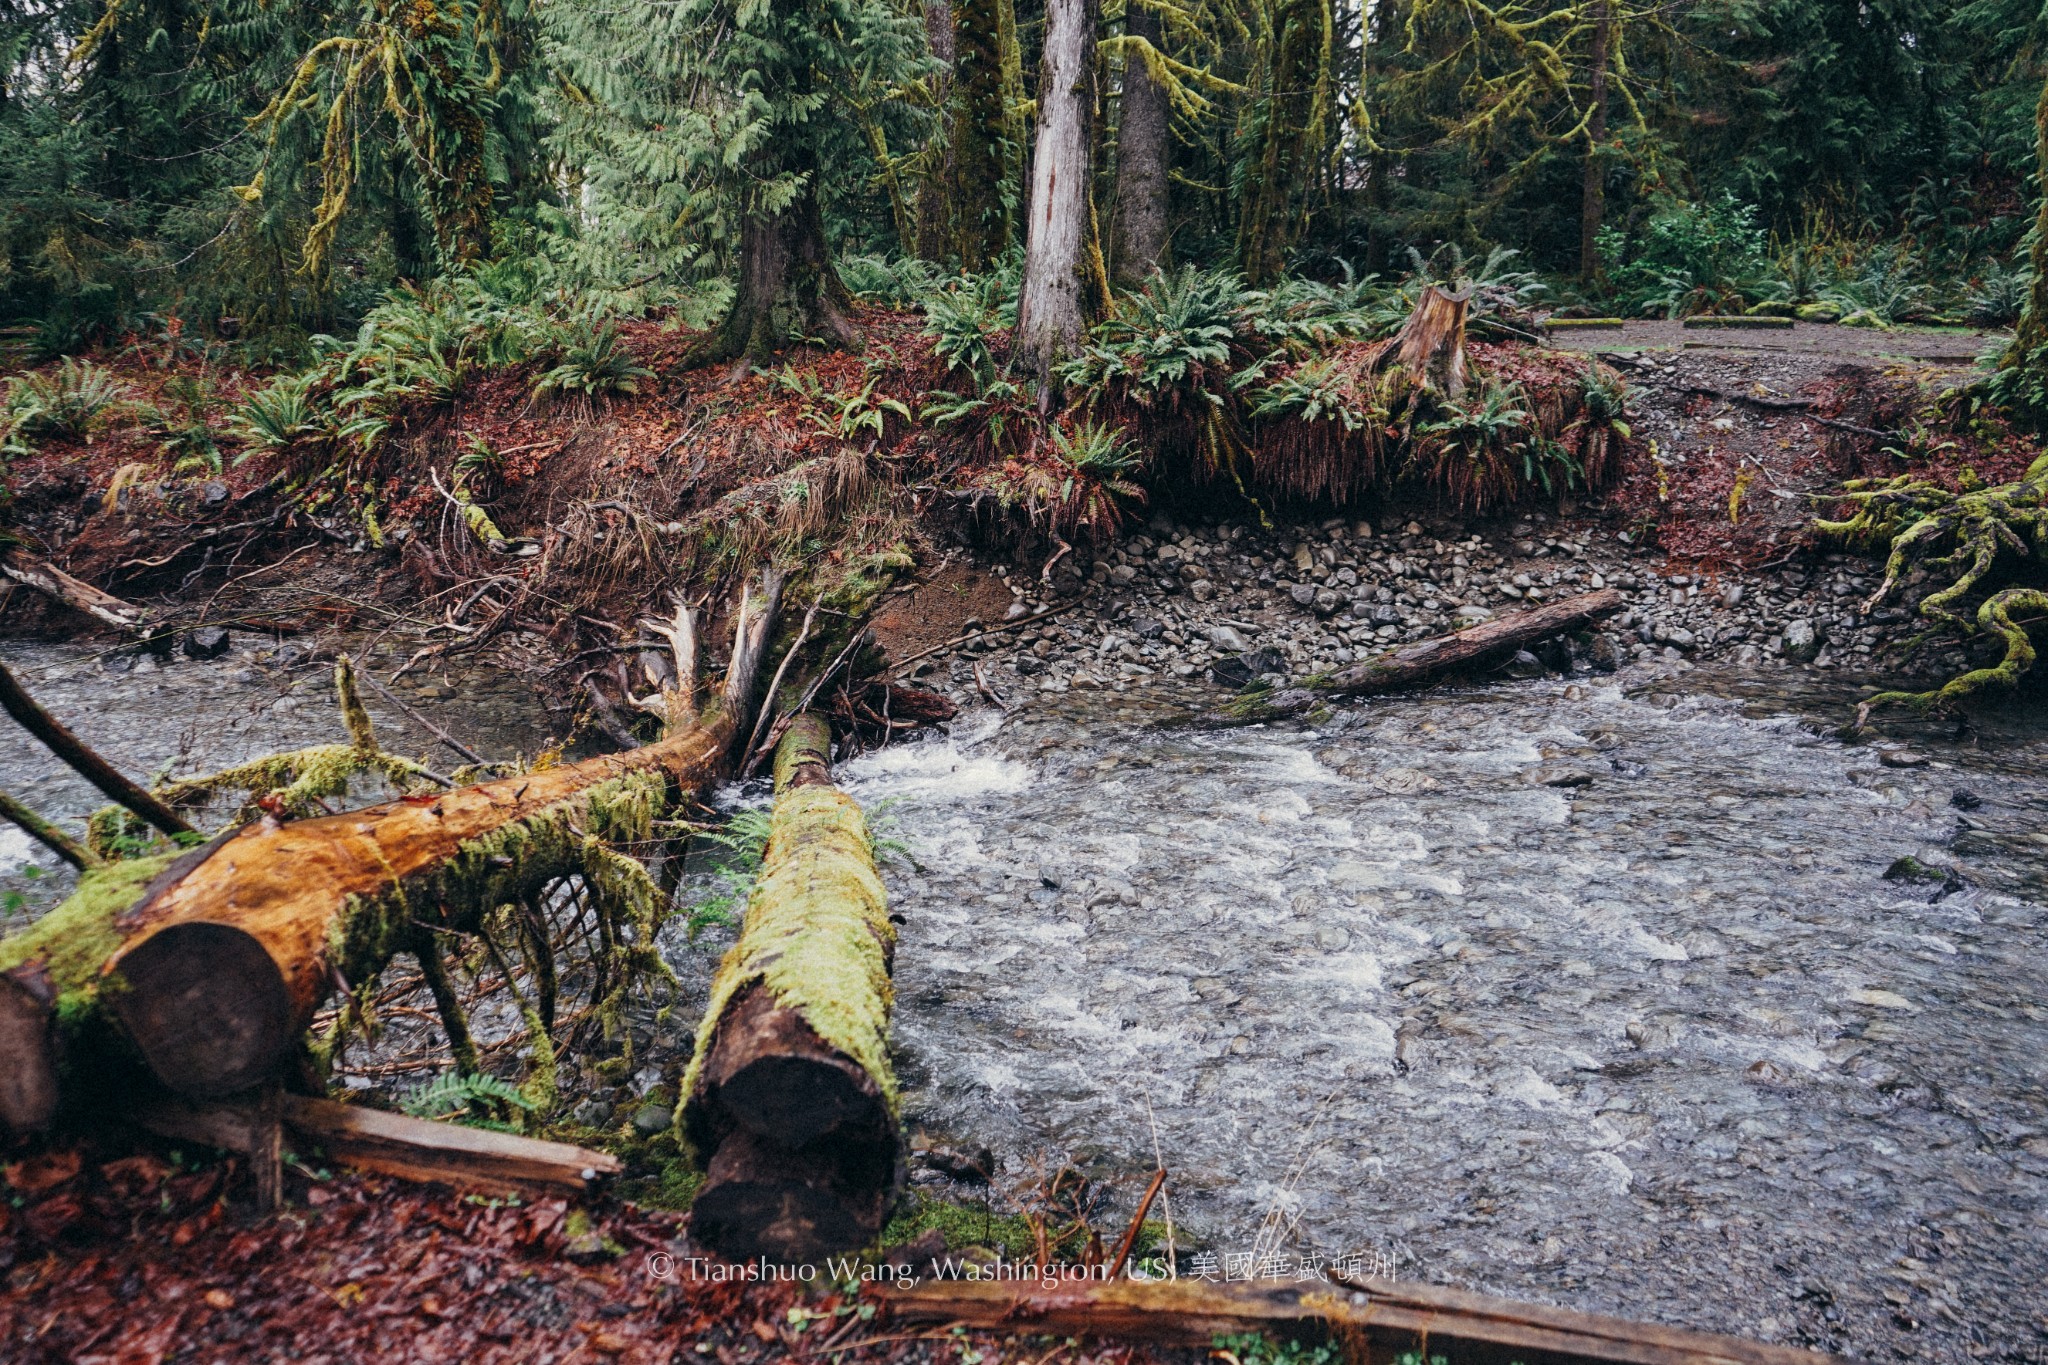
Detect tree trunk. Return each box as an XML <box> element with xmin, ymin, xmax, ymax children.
<box><xmin>1578</xmin><ymin>0</ymin><xmax>1612</xmax><ymax>284</ymax></box>
<box><xmin>1109</xmin><ymin>1</ymin><xmax>1172</xmax><ymax>287</ymax></box>
<box><xmin>1375</xmin><ymin>283</ymin><xmax>1473</xmax><ymax>396</ymax></box>
<box><xmin>943</xmin><ymin>0</ymin><xmax>1013</xmax><ymax>271</ymax></box>
<box><xmin>1202</xmin><ymin>589</ymin><xmax>1624</xmax><ymax>726</ymax></box>
<box><xmin>683</xmin><ymin>714</ymin><xmax>899</xmax><ymax>1263</ymax></box>
<box><xmin>2005</xmin><ymin>73</ymin><xmax>2048</xmax><ymax>370</ymax></box>
<box><xmin>1014</xmin><ymin>0</ymin><xmax>1108</xmax><ymax>387</ymax></box>
<box><xmin>694</xmin><ymin>189</ymin><xmax>861</xmax><ymax>369</ymax></box>
<box><xmin>915</xmin><ymin>0</ymin><xmax>959</xmax><ymax>262</ymax></box>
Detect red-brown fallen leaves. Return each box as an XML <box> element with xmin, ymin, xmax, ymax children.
<box><xmin>0</xmin><ymin>1141</ymin><xmax>1199</xmax><ymax>1365</ymax></box>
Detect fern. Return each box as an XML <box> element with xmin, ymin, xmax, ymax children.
<box><xmin>400</xmin><ymin>1070</ymin><xmax>535</xmax><ymax>1130</ymax></box>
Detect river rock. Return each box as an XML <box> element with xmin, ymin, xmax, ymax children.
<box><xmin>1211</xmin><ymin>648</ymin><xmax>1287</xmax><ymax>689</ymax></box>
<box><xmin>1207</xmin><ymin>624</ymin><xmax>1249</xmax><ymax>652</ymax></box>
<box><xmin>631</xmin><ymin>1103</ymin><xmax>674</xmax><ymax>1137</ymax></box>
<box><xmin>1501</xmin><ymin>649</ymin><xmax>1545</xmax><ymax>679</ymax></box>
<box><xmin>182</xmin><ymin>626</ymin><xmax>231</xmax><ymax>660</ymax></box>
<box><xmin>1782</xmin><ymin>619</ymin><xmax>1820</xmax><ymax>661</ymax></box>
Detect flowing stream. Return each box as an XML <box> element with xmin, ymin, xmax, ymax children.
<box><xmin>4</xmin><ymin>638</ymin><xmax>2044</xmax><ymax>1362</ymax></box>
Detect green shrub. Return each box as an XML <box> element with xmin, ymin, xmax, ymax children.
<box><xmin>1598</xmin><ymin>194</ymin><xmax>1771</xmax><ymax>317</ymax></box>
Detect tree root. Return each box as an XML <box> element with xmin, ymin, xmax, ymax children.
<box><xmin>1816</xmin><ymin>452</ymin><xmax>2048</xmax><ymax>717</ymax></box>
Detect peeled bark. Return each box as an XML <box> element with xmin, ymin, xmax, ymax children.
<box><xmin>1109</xmin><ymin>1</ymin><xmax>1171</xmax><ymax>286</ymax></box>
<box><xmin>1013</xmin><ymin>0</ymin><xmax>1109</xmax><ymax>385</ymax></box>
<box><xmin>1375</xmin><ymin>282</ymin><xmax>1473</xmax><ymax>397</ymax></box>
<box><xmin>683</xmin><ymin>714</ymin><xmax>899</xmax><ymax>1262</ymax></box>
<box><xmin>1203</xmin><ymin>589</ymin><xmax>1624</xmax><ymax>726</ymax></box>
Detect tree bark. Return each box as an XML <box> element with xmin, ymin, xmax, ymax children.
<box><xmin>1375</xmin><ymin>283</ymin><xmax>1474</xmax><ymax>396</ymax></box>
<box><xmin>1201</xmin><ymin>589</ymin><xmax>1624</xmax><ymax>725</ymax></box>
<box><xmin>943</xmin><ymin>0</ymin><xmax>1015</xmax><ymax>271</ymax></box>
<box><xmin>683</xmin><ymin>714</ymin><xmax>899</xmax><ymax>1263</ymax></box>
<box><xmin>0</xmin><ymin>575</ymin><xmax>787</xmax><ymax>1126</ymax></box>
<box><xmin>1109</xmin><ymin>1</ymin><xmax>1172</xmax><ymax>287</ymax></box>
<box><xmin>1013</xmin><ymin>0</ymin><xmax>1109</xmax><ymax>387</ymax></box>
<box><xmin>694</xmin><ymin>189</ymin><xmax>861</xmax><ymax>369</ymax></box>
<box><xmin>915</xmin><ymin>0</ymin><xmax>959</xmax><ymax>262</ymax></box>
<box><xmin>1578</xmin><ymin>0</ymin><xmax>1613</xmax><ymax>284</ymax></box>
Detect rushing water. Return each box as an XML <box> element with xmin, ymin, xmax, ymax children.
<box><xmin>819</xmin><ymin>672</ymin><xmax>2048</xmax><ymax>1362</ymax></box>
<box><xmin>5</xmin><ymin>635</ymin><xmax>2044</xmax><ymax>1362</ymax></box>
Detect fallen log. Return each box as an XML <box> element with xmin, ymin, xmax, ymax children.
<box><xmin>683</xmin><ymin>713</ymin><xmax>899</xmax><ymax>1263</ymax></box>
<box><xmin>0</xmin><ymin>569</ymin><xmax>788</xmax><ymax>1130</ymax></box>
<box><xmin>879</xmin><ymin>1273</ymin><xmax>1844</xmax><ymax>1365</ymax></box>
<box><xmin>1201</xmin><ymin>588</ymin><xmax>1624</xmax><ymax>726</ymax></box>
<box><xmin>132</xmin><ymin>1093</ymin><xmax>621</xmax><ymax>1200</ymax></box>
<box><xmin>0</xmin><ymin>550</ymin><xmax>153</xmax><ymax>634</ymax></box>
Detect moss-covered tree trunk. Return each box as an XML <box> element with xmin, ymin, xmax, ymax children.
<box><xmin>1109</xmin><ymin>0</ymin><xmax>1172</xmax><ymax>287</ymax></box>
<box><xmin>695</xmin><ymin>187</ymin><xmax>861</xmax><ymax>368</ymax></box>
<box><xmin>2005</xmin><ymin>72</ymin><xmax>2048</xmax><ymax>370</ymax></box>
<box><xmin>942</xmin><ymin>0</ymin><xmax>1015</xmax><ymax>270</ymax></box>
<box><xmin>682</xmin><ymin>714</ymin><xmax>899</xmax><ymax>1263</ymax></box>
<box><xmin>1234</xmin><ymin>0</ymin><xmax>1333</xmax><ymax>286</ymax></box>
<box><xmin>1014</xmin><ymin>0</ymin><xmax>1111</xmax><ymax>384</ymax></box>
<box><xmin>1577</xmin><ymin>0</ymin><xmax>1612</xmax><ymax>284</ymax></box>
<box><xmin>915</xmin><ymin>0</ymin><xmax>959</xmax><ymax>262</ymax></box>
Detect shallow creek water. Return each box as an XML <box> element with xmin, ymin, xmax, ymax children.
<box><xmin>814</xmin><ymin>672</ymin><xmax>2048</xmax><ymax>1362</ymax></box>
<box><xmin>4</xmin><ymin>638</ymin><xmax>2043</xmax><ymax>1362</ymax></box>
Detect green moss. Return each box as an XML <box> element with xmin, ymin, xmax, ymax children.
<box><xmin>682</xmin><ymin>785</ymin><xmax>896</xmax><ymax>1121</ymax></box>
<box><xmin>881</xmin><ymin>1191</ymin><xmax>1042</xmax><ymax>1260</ymax></box>
<box><xmin>0</xmin><ymin>851</ymin><xmax>181</xmax><ymax>993</ymax></box>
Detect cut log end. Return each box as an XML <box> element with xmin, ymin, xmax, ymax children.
<box><xmin>690</xmin><ymin>1128</ymin><xmax>890</xmax><ymax>1263</ymax></box>
<box><xmin>108</xmin><ymin>922</ymin><xmax>292</xmax><ymax>1098</ymax></box>
<box><xmin>0</xmin><ymin>971</ymin><xmax>60</xmax><ymax>1133</ymax></box>
<box><xmin>688</xmin><ymin>981</ymin><xmax>893</xmax><ymax>1155</ymax></box>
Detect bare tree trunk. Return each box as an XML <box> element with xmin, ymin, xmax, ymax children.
<box><xmin>1014</xmin><ymin>0</ymin><xmax>1108</xmax><ymax>387</ymax></box>
<box><xmin>1109</xmin><ymin>1</ymin><xmax>1172</xmax><ymax>287</ymax></box>
<box><xmin>1578</xmin><ymin>0</ymin><xmax>1612</xmax><ymax>284</ymax></box>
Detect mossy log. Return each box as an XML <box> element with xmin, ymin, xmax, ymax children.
<box><xmin>1198</xmin><ymin>589</ymin><xmax>1625</xmax><ymax>726</ymax></box>
<box><xmin>683</xmin><ymin>713</ymin><xmax>900</xmax><ymax>1263</ymax></box>
<box><xmin>0</xmin><ymin>725</ymin><xmax>730</xmax><ymax>1130</ymax></box>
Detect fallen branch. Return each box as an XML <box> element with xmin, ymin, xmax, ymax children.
<box><xmin>1195</xmin><ymin>589</ymin><xmax>1625</xmax><ymax>725</ymax></box>
<box><xmin>132</xmin><ymin>1092</ymin><xmax>621</xmax><ymax>1199</ymax></box>
<box><xmin>880</xmin><ymin>1273</ymin><xmax>1843</xmax><ymax>1365</ymax></box>
<box><xmin>355</xmin><ymin>666</ymin><xmax>488</xmax><ymax>767</ymax></box>
<box><xmin>0</xmin><ymin>660</ymin><xmax>196</xmax><ymax>838</ymax></box>
<box><xmin>887</xmin><ymin>599</ymin><xmax>1083</xmax><ymax>675</ymax></box>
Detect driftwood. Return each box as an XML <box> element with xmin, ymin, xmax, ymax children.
<box><xmin>1205</xmin><ymin>588</ymin><xmax>1624</xmax><ymax>725</ymax></box>
<box><xmin>133</xmin><ymin>1092</ymin><xmax>620</xmax><ymax>1200</ymax></box>
<box><xmin>683</xmin><ymin>713</ymin><xmax>899</xmax><ymax>1262</ymax></box>
<box><xmin>0</xmin><ymin>550</ymin><xmax>152</xmax><ymax>633</ymax></box>
<box><xmin>0</xmin><ymin>569</ymin><xmax>790</xmax><ymax>1132</ymax></box>
<box><xmin>879</xmin><ymin>1274</ymin><xmax>1845</xmax><ymax>1365</ymax></box>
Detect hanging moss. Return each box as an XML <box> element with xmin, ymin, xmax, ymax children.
<box><xmin>682</xmin><ymin>783</ymin><xmax>897</xmax><ymax>1117</ymax></box>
